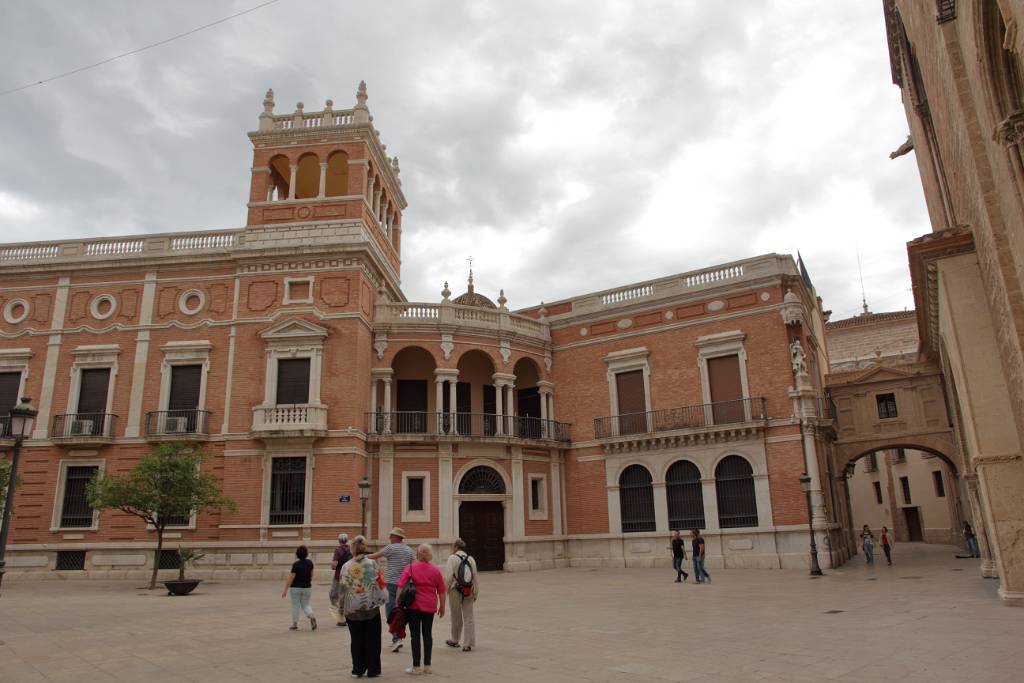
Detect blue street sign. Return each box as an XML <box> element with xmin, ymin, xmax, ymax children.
<box><xmin>338</xmin><ymin>495</ymin><xmax>352</xmax><ymax>503</ymax></box>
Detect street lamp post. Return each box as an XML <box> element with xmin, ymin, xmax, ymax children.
<box><xmin>0</xmin><ymin>397</ymin><xmax>38</xmax><ymax>596</ymax></box>
<box><xmin>357</xmin><ymin>477</ymin><xmax>371</xmax><ymax>538</ymax></box>
<box><xmin>800</xmin><ymin>473</ymin><xmax>824</xmax><ymax>577</ymax></box>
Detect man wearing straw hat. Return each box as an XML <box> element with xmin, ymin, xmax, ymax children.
<box><xmin>369</xmin><ymin>527</ymin><xmax>415</xmax><ymax>652</ymax></box>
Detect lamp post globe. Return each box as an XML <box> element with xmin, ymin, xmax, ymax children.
<box><xmin>0</xmin><ymin>397</ymin><xmax>38</xmax><ymax>595</ymax></box>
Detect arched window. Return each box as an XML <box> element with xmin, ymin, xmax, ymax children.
<box><xmin>325</xmin><ymin>150</ymin><xmax>349</xmax><ymax>197</ymax></box>
<box><xmin>294</xmin><ymin>153</ymin><xmax>320</xmax><ymax>199</ymax></box>
<box><xmin>619</xmin><ymin>465</ymin><xmax>655</xmax><ymax>533</ymax></box>
<box><xmin>459</xmin><ymin>466</ymin><xmax>505</xmax><ymax>495</ymax></box>
<box><xmin>666</xmin><ymin>460</ymin><xmax>704</xmax><ymax>530</ymax></box>
<box><xmin>267</xmin><ymin>155</ymin><xmax>291</xmax><ymax>201</ymax></box>
<box><xmin>715</xmin><ymin>455</ymin><xmax>758</xmax><ymax>528</ymax></box>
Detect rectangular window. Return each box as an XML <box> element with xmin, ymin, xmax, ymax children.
<box><xmin>55</xmin><ymin>550</ymin><xmax>86</xmax><ymax>571</ymax></box>
<box><xmin>866</xmin><ymin>453</ymin><xmax>877</xmax><ymax>472</ymax></box>
<box><xmin>932</xmin><ymin>470</ymin><xmax>946</xmax><ymax>498</ymax></box>
<box><xmin>269</xmin><ymin>457</ymin><xmax>306</xmax><ymax>525</ymax></box>
<box><xmin>894</xmin><ymin>448</ymin><xmax>906</xmax><ymax>463</ymax></box>
<box><xmin>707</xmin><ymin>354</ymin><xmax>745</xmax><ymax>424</ymax></box>
<box><xmin>158</xmin><ymin>512</ymin><xmax>192</xmax><ymax>528</ymax></box>
<box><xmin>873</xmin><ymin>481</ymin><xmax>883</xmax><ymax>505</ymax></box>
<box><xmin>77</xmin><ymin>368</ymin><xmax>111</xmax><ymax>416</ymax></box>
<box><xmin>615</xmin><ymin>370</ymin><xmax>647</xmax><ymax>434</ymax></box>
<box><xmin>60</xmin><ymin>466</ymin><xmax>98</xmax><ymax>528</ymax></box>
<box><xmin>876</xmin><ymin>393</ymin><xmax>898</xmax><ymax>419</ymax></box>
<box><xmin>407</xmin><ymin>477</ymin><xmax>424</xmax><ymax>512</ymax></box>
<box><xmin>275</xmin><ymin>359</ymin><xmax>310</xmax><ymax>405</ymax></box>
<box><xmin>900</xmin><ymin>476</ymin><xmax>912</xmax><ymax>505</ymax></box>
<box><xmin>168</xmin><ymin>365</ymin><xmax>202</xmax><ymax>411</ymax></box>
<box><xmin>531</xmin><ymin>478</ymin><xmax>541</xmax><ymax>511</ymax></box>
<box><xmin>0</xmin><ymin>370</ymin><xmax>20</xmax><ymax>437</ymax></box>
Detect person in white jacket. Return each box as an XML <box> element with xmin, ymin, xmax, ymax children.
<box><xmin>443</xmin><ymin>538</ymin><xmax>479</xmax><ymax>652</ymax></box>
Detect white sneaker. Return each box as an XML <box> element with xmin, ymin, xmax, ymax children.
<box><xmin>392</xmin><ymin>640</ymin><xmax>404</xmax><ymax>653</ymax></box>
<box><xmin>405</xmin><ymin>667</ymin><xmax>422</xmax><ymax>675</ymax></box>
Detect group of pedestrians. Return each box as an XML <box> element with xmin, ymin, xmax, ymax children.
<box><xmin>669</xmin><ymin>529</ymin><xmax>711</xmax><ymax>583</ymax></box>
<box><xmin>859</xmin><ymin>524</ymin><xmax>894</xmax><ymax>565</ymax></box>
<box><xmin>280</xmin><ymin>527</ymin><xmax>479</xmax><ymax>678</ymax></box>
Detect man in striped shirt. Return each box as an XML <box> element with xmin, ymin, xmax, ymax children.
<box><xmin>369</xmin><ymin>526</ymin><xmax>415</xmax><ymax>651</ymax></box>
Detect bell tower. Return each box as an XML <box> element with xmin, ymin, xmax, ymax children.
<box><xmin>246</xmin><ymin>82</ymin><xmax>406</xmax><ymax>268</ymax></box>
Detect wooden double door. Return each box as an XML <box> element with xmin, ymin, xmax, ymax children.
<box><xmin>459</xmin><ymin>501</ymin><xmax>505</xmax><ymax>571</ymax></box>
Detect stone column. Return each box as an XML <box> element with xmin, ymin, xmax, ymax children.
<box><xmin>701</xmin><ymin>479</ymin><xmax>720</xmax><ymax>531</ymax></box>
<box><xmin>288</xmin><ymin>164</ymin><xmax>297</xmax><ymax>200</ymax></box>
<box><xmin>377</xmin><ymin>445</ymin><xmax>394</xmax><ymax>541</ymax></box>
<box><xmin>318</xmin><ymin>162</ymin><xmax>327</xmax><ymax>198</ymax></box>
<box><xmin>550</xmin><ymin>452</ymin><xmax>563</xmax><ymax>535</ymax></box>
<box><xmin>493</xmin><ymin>373</ymin><xmax>516</xmax><ymax>436</ymax></box>
<box><xmin>435</xmin><ymin>376</ymin><xmax>445</xmax><ymax>432</ymax></box>
<box><xmin>964</xmin><ymin>474</ymin><xmax>998</xmax><ymax>578</ymax></box>
<box><xmin>370</xmin><ymin>380</ymin><xmax>377</xmax><ymax>414</ymax></box>
<box><xmin>382</xmin><ymin>377</ymin><xmax>392</xmax><ymax>433</ymax></box>
<box><xmin>653</xmin><ymin>482</ymin><xmax>670</xmax><ymax>534</ymax></box>
<box><xmin>511</xmin><ymin>446</ymin><xmax>526</xmax><ymax>538</ymax></box>
<box><xmin>448</xmin><ymin>379</ymin><xmax>458</xmax><ymax>435</ymax></box>
<box><xmin>494</xmin><ymin>380</ymin><xmax>504</xmax><ymax>435</ymax></box>
<box><xmin>124</xmin><ymin>271</ymin><xmax>157</xmax><ymax>438</ymax></box>
<box><xmin>789</xmin><ymin>373</ymin><xmax>827</xmax><ymax>527</ymax></box>
<box><xmin>439</xmin><ymin>444</ymin><xmax>454</xmax><ymax>542</ymax></box>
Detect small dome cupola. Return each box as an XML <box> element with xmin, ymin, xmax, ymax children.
<box><xmin>452</xmin><ymin>265</ymin><xmax>497</xmax><ymax>309</ymax></box>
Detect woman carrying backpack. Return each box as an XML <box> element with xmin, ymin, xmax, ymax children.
<box><xmin>444</xmin><ymin>538</ymin><xmax>479</xmax><ymax>652</ymax></box>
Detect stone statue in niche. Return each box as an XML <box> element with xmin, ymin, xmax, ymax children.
<box><xmin>790</xmin><ymin>338</ymin><xmax>808</xmax><ymax>377</ymax></box>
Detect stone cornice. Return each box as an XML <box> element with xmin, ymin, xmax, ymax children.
<box><xmin>907</xmin><ymin>226</ymin><xmax>975</xmax><ymax>357</ymax></box>
<box><xmin>598</xmin><ymin>421</ymin><xmax>766</xmax><ymax>455</ymax></box>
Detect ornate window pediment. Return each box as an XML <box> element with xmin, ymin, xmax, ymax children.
<box><xmin>259</xmin><ymin>316</ymin><xmax>329</xmax><ymax>346</ymax></box>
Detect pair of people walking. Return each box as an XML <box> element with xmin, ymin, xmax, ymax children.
<box><xmin>670</xmin><ymin>530</ymin><xmax>710</xmax><ymax>583</ymax></box>
<box><xmin>861</xmin><ymin>525</ymin><xmax>894</xmax><ymax>565</ymax></box>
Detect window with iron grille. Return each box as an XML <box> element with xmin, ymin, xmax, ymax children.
<box><xmin>60</xmin><ymin>466</ymin><xmax>98</xmax><ymax>528</ymax></box>
<box><xmin>459</xmin><ymin>466</ymin><xmax>506</xmax><ymax>494</ymax></box>
<box><xmin>159</xmin><ymin>548</ymin><xmax>182</xmax><ymax>569</ymax></box>
<box><xmin>269</xmin><ymin>457</ymin><xmax>306</xmax><ymax>525</ymax></box>
<box><xmin>159</xmin><ymin>512</ymin><xmax>191</xmax><ymax>528</ymax></box>
<box><xmin>666</xmin><ymin>460</ymin><xmax>705</xmax><ymax>530</ymax></box>
<box><xmin>715</xmin><ymin>455</ymin><xmax>758</xmax><ymax>528</ymax></box>
<box><xmin>407</xmin><ymin>477</ymin><xmax>424</xmax><ymax>512</ymax></box>
<box><xmin>55</xmin><ymin>550</ymin><xmax>86</xmax><ymax>571</ymax></box>
<box><xmin>873</xmin><ymin>481</ymin><xmax>884</xmax><ymax>505</ymax></box>
<box><xmin>618</xmin><ymin>465</ymin><xmax>655</xmax><ymax>533</ymax></box>
<box><xmin>932</xmin><ymin>470</ymin><xmax>946</xmax><ymax>498</ymax></box>
<box><xmin>900</xmin><ymin>476</ymin><xmax>912</xmax><ymax>504</ymax></box>
<box><xmin>876</xmin><ymin>393</ymin><xmax>898</xmax><ymax>419</ymax></box>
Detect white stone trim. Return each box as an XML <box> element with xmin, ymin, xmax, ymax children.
<box><xmin>177</xmin><ymin>289</ymin><xmax>206</xmax><ymax>316</ymax></box>
<box><xmin>3</xmin><ymin>298</ymin><xmax>30</xmax><ymax>324</ymax></box>
<box><xmin>66</xmin><ymin>345</ymin><xmax>120</xmax><ymax>417</ymax></box>
<box><xmin>604</xmin><ymin>347</ymin><xmax>652</xmax><ymax>432</ymax></box>
<box><xmin>157</xmin><ymin>341</ymin><xmax>213</xmax><ymax>413</ymax></box>
<box><xmin>695</xmin><ymin>330</ymin><xmax>750</xmax><ymax>406</ymax></box>
<box><xmin>528</xmin><ymin>473</ymin><xmax>548</xmax><ymax>520</ymax></box>
<box><xmin>259</xmin><ymin>318</ymin><xmax>328</xmax><ymax>407</ymax></box>
<box><xmin>89</xmin><ymin>294</ymin><xmax>118</xmax><ymax>321</ymax></box>
<box><xmin>284</xmin><ymin>276</ymin><xmax>315</xmax><ymax>305</ymax></box>
<box><xmin>401</xmin><ymin>470</ymin><xmax>431</xmax><ymax>523</ymax></box>
<box><xmin>51</xmin><ymin>458</ymin><xmax>105</xmax><ymax>532</ymax></box>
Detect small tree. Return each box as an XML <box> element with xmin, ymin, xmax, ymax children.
<box><xmin>86</xmin><ymin>443</ymin><xmax>235</xmax><ymax>589</ymax></box>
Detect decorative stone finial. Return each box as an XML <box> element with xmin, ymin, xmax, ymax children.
<box><xmin>263</xmin><ymin>89</ymin><xmax>275</xmax><ymax>113</ymax></box>
<box><xmin>466</xmin><ymin>258</ymin><xmax>475</xmax><ymax>294</ymax></box>
<box><xmin>354</xmin><ymin>81</ymin><xmax>370</xmax><ymax>124</ymax></box>
<box><xmin>780</xmin><ymin>288</ymin><xmax>804</xmax><ymax>327</ymax></box>
<box><xmin>258</xmin><ymin>88</ymin><xmax>276</xmax><ymax>131</ymax></box>
<box><xmin>325</xmin><ymin>99</ymin><xmax>333</xmax><ymax>108</ymax></box>
<box><xmin>538</xmin><ymin>301</ymin><xmax>548</xmax><ymax>319</ymax></box>
<box><xmin>497</xmin><ymin>289</ymin><xmax>508</xmax><ymax>309</ymax></box>
<box><xmin>391</xmin><ymin>157</ymin><xmax>401</xmax><ymax>175</ymax></box>
<box><xmin>442</xmin><ymin>281</ymin><xmax>451</xmax><ymax>300</ymax></box>
<box><xmin>295</xmin><ymin>102</ymin><xmax>304</xmax><ymax>112</ymax></box>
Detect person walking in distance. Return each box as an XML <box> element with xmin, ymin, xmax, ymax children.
<box><xmin>368</xmin><ymin>527</ymin><xmax>415</xmax><ymax>653</ymax></box>
<box><xmin>281</xmin><ymin>545</ymin><xmax>317</xmax><ymax>631</ymax></box>
<box><xmin>861</xmin><ymin>525</ymin><xmax>875</xmax><ymax>565</ymax></box>
<box><xmin>339</xmin><ymin>535</ymin><xmax>389</xmax><ymax>679</ymax></box>
<box><xmin>330</xmin><ymin>532</ymin><xmax>353</xmax><ymax>626</ymax></box>
<box><xmin>444</xmin><ymin>538</ymin><xmax>479</xmax><ymax>651</ymax></box>
<box><xmin>880</xmin><ymin>526</ymin><xmax>894</xmax><ymax>566</ymax></box>
<box><xmin>397</xmin><ymin>544</ymin><xmax>447</xmax><ymax>676</ymax></box>
<box><xmin>690</xmin><ymin>529</ymin><xmax>711</xmax><ymax>583</ymax></box>
<box><xmin>963</xmin><ymin>522</ymin><xmax>981</xmax><ymax>558</ymax></box>
<box><xmin>671</xmin><ymin>531</ymin><xmax>689</xmax><ymax>583</ymax></box>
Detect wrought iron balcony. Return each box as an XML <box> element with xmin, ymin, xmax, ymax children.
<box><xmin>366</xmin><ymin>411</ymin><xmax>571</xmax><ymax>443</ymax></box>
<box><xmin>145</xmin><ymin>409</ymin><xmax>212</xmax><ymax>440</ymax></box>
<box><xmin>52</xmin><ymin>413</ymin><xmax>118</xmax><ymax>444</ymax></box>
<box><xmin>593</xmin><ymin>397</ymin><xmax>767</xmax><ymax>440</ymax></box>
<box><xmin>252</xmin><ymin>404</ymin><xmax>328</xmax><ymax>438</ymax></box>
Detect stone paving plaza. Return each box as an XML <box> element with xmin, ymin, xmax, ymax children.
<box><xmin>1</xmin><ymin>544</ymin><xmax>1020</xmax><ymax>682</ymax></box>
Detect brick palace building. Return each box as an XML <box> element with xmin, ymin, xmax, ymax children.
<box><xmin>0</xmin><ymin>85</ymin><xmax>846</xmax><ymax>578</ymax></box>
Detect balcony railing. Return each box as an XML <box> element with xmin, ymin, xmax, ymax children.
<box><xmin>593</xmin><ymin>397</ymin><xmax>766</xmax><ymax>439</ymax></box>
<box><xmin>366</xmin><ymin>412</ymin><xmax>571</xmax><ymax>443</ymax></box>
<box><xmin>52</xmin><ymin>413</ymin><xmax>118</xmax><ymax>442</ymax></box>
<box><xmin>145</xmin><ymin>409</ymin><xmax>212</xmax><ymax>439</ymax></box>
<box><xmin>815</xmin><ymin>396</ymin><xmax>836</xmax><ymax>420</ymax></box>
<box><xmin>252</xmin><ymin>404</ymin><xmax>328</xmax><ymax>436</ymax></box>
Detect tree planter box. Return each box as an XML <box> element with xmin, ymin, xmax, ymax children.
<box><xmin>163</xmin><ymin>579</ymin><xmax>202</xmax><ymax>596</ymax></box>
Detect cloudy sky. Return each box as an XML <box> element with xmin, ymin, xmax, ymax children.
<box><xmin>0</xmin><ymin>1</ymin><xmax>927</xmax><ymax>320</ymax></box>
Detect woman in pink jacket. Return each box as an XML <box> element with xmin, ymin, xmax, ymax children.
<box><xmin>397</xmin><ymin>543</ymin><xmax>447</xmax><ymax>675</ymax></box>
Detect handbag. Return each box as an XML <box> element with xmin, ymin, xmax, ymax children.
<box><xmin>398</xmin><ymin>568</ymin><xmax>417</xmax><ymax>608</ymax></box>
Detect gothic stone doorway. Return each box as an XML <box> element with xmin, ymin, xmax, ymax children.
<box><xmin>459</xmin><ymin>502</ymin><xmax>505</xmax><ymax>571</ymax></box>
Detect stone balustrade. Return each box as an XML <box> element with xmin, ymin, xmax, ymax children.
<box><xmin>375</xmin><ymin>301</ymin><xmax>550</xmax><ymax>342</ymax></box>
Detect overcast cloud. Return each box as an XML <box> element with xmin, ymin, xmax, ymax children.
<box><xmin>0</xmin><ymin>0</ymin><xmax>926</xmax><ymax>320</ymax></box>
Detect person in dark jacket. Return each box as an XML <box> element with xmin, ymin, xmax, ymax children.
<box><xmin>671</xmin><ymin>531</ymin><xmax>689</xmax><ymax>583</ymax></box>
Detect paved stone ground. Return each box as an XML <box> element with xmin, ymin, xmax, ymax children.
<box><xmin>0</xmin><ymin>543</ymin><xmax>1020</xmax><ymax>682</ymax></box>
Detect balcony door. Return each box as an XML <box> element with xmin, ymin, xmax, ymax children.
<box><xmin>396</xmin><ymin>379</ymin><xmax>427</xmax><ymax>433</ymax></box>
<box><xmin>168</xmin><ymin>365</ymin><xmax>202</xmax><ymax>432</ymax></box>
<box><xmin>517</xmin><ymin>386</ymin><xmax>542</xmax><ymax>439</ymax></box>
<box><xmin>708</xmin><ymin>355</ymin><xmax>744</xmax><ymax>424</ymax></box>
<box><xmin>615</xmin><ymin>370</ymin><xmax>647</xmax><ymax>435</ymax></box>
<box><xmin>483</xmin><ymin>384</ymin><xmax>497</xmax><ymax>435</ymax></box>
<box><xmin>441</xmin><ymin>382</ymin><xmax>471</xmax><ymax>434</ymax></box>
<box><xmin>77</xmin><ymin>368</ymin><xmax>110</xmax><ymax>435</ymax></box>
<box><xmin>276</xmin><ymin>358</ymin><xmax>310</xmax><ymax>405</ymax></box>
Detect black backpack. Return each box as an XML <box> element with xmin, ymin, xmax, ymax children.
<box><xmin>454</xmin><ymin>552</ymin><xmax>474</xmax><ymax>597</ymax></box>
